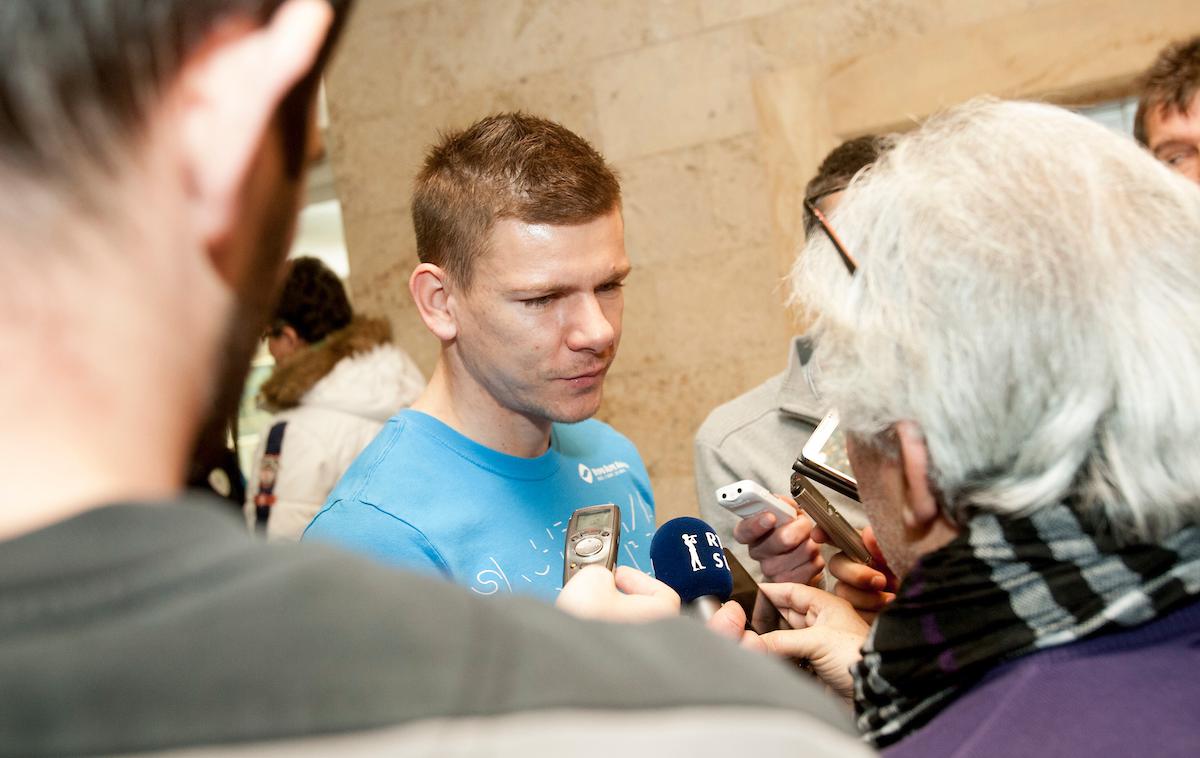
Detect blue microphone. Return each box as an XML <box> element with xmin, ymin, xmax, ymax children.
<box><xmin>650</xmin><ymin>516</ymin><xmax>734</xmax><ymax>620</ymax></box>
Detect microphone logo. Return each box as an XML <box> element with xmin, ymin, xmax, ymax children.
<box><xmin>577</xmin><ymin>463</ymin><xmax>594</xmax><ymax>484</ymax></box>
<box><xmin>681</xmin><ymin>533</ymin><xmax>704</xmax><ymax>572</ymax></box>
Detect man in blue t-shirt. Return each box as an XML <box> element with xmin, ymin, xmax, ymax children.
<box><xmin>304</xmin><ymin>113</ymin><xmax>655</xmax><ymax>601</ymax></box>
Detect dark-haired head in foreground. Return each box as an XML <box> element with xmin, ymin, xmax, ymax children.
<box><xmin>0</xmin><ymin>3</ymin><xmax>867</xmax><ymax>755</ymax></box>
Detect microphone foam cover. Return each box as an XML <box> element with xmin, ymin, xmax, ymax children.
<box><xmin>650</xmin><ymin>516</ymin><xmax>734</xmax><ymax>604</ymax></box>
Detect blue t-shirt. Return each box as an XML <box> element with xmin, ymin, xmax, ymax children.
<box><xmin>303</xmin><ymin>410</ymin><xmax>656</xmax><ymax>602</ymax></box>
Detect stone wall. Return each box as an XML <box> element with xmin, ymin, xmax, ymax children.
<box><xmin>323</xmin><ymin>0</ymin><xmax>1197</xmax><ymax>524</ymax></box>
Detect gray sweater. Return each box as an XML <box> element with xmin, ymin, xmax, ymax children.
<box><xmin>694</xmin><ymin>337</ymin><xmax>866</xmax><ymax>582</ymax></box>
<box><xmin>0</xmin><ymin>497</ymin><xmax>870</xmax><ymax>756</ymax></box>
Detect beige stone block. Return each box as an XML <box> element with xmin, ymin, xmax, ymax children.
<box><xmin>618</xmin><ymin>134</ymin><xmax>774</xmax><ymax>269</ymax></box>
<box><xmin>323</xmin><ymin>2</ymin><xmax>456</xmax><ymax>124</ymax></box>
<box><xmin>824</xmin><ymin>0</ymin><xmax>1200</xmax><ymax>136</ymax></box>
<box><xmin>702</xmin><ymin>134</ymin><xmax>775</xmax><ymax>255</ymax></box>
<box><xmin>340</xmin><ymin>205</ymin><xmax>440</xmax><ymax>374</ymax></box>
<box><xmin>752</xmin><ymin>64</ymin><xmax>837</xmax><ymax>277</ymax></box>
<box><xmin>348</xmin><ymin>0</ymin><xmax>431</xmax><ymax>20</ymax></box>
<box><xmin>925</xmin><ymin>0</ymin><xmax>1066</xmax><ymax>32</ymax></box>
<box><xmin>592</xmin><ymin>25</ymin><xmax>757</xmax><ymax>162</ymax></box>
<box><xmin>492</xmin><ymin>0</ymin><xmax>705</xmax><ymax>83</ymax></box>
<box><xmin>617</xmin><ymin>145</ymin><xmax>713</xmax><ymax>268</ymax></box>
<box><xmin>343</xmin><ymin>205</ymin><xmax>416</xmax><ymax>296</ymax></box>
<box><xmin>327</xmin><ymin>113</ymin><xmax>426</xmax><ymax>220</ymax></box>
<box><xmin>612</xmin><ymin>266</ymin><xmax>661</xmax><ymax>361</ymax></box>
<box><xmin>745</xmin><ymin>0</ymin><xmax>932</xmax><ymax>73</ymax></box>
<box><xmin>329</xmin><ymin>63</ymin><xmax>606</xmax><ymax>220</ymax></box>
<box><xmin>642</xmin><ymin>246</ymin><xmax>792</xmax><ymax>375</ymax></box>
<box><xmin>327</xmin><ymin>0</ymin><xmax>703</xmax><ymax>124</ymax></box>
<box><xmin>448</xmin><ymin>64</ymin><xmax>606</xmax><ymax>150</ymax></box>
<box><xmin>698</xmin><ymin>0</ymin><xmax>801</xmax><ymax>28</ymax></box>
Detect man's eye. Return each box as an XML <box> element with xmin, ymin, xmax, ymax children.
<box><xmin>522</xmin><ymin>295</ymin><xmax>554</xmax><ymax>307</ymax></box>
<box><xmin>1163</xmin><ymin>148</ymin><xmax>1197</xmax><ymax>166</ymax></box>
<box><xmin>597</xmin><ymin>282</ymin><xmax>624</xmax><ymax>294</ymax></box>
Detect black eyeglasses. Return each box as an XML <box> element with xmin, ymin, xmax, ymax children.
<box><xmin>803</xmin><ymin>187</ymin><xmax>858</xmax><ymax>275</ymax></box>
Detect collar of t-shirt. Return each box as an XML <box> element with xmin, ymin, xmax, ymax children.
<box><xmin>397</xmin><ymin>409</ymin><xmax>564</xmax><ymax>481</ymax></box>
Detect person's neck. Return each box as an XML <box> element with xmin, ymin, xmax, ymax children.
<box><xmin>409</xmin><ymin>357</ymin><xmax>553</xmax><ymax>458</ymax></box>
<box><xmin>0</xmin><ymin>222</ymin><xmax>219</xmax><ymax>542</ymax></box>
<box><xmin>0</xmin><ymin>346</ymin><xmax>195</xmax><ymax>541</ymax></box>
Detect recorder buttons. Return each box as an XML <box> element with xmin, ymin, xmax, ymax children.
<box><xmin>575</xmin><ymin>537</ymin><xmax>603</xmax><ymax>557</ymax></box>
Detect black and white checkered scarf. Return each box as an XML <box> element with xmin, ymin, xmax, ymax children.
<box><xmin>853</xmin><ymin>503</ymin><xmax>1200</xmax><ymax>748</ymax></box>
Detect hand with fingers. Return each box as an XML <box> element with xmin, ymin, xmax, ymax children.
<box><xmin>732</xmin><ymin>495</ymin><xmax>826</xmax><ymax>585</ymax></box>
<box><xmin>756</xmin><ymin>582</ymin><xmax>871</xmax><ymax>700</ymax></box>
<box><xmin>555</xmin><ymin>565</ymin><xmax>681</xmax><ymax>623</ymax></box>
<box><xmin>705</xmin><ymin>600</ymin><xmax>772</xmax><ymax>652</ymax></box>
<box><xmin>811</xmin><ymin>524</ymin><xmax>897</xmax><ymax>623</ymax></box>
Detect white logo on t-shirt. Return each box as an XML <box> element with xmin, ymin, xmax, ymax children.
<box><xmin>578</xmin><ymin>460</ymin><xmax>631</xmax><ymax>484</ymax></box>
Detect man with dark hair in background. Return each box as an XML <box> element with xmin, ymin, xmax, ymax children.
<box><xmin>305</xmin><ymin>113</ymin><xmax>659</xmax><ymax>600</ymax></box>
<box><xmin>0</xmin><ymin>2</ymin><xmax>868</xmax><ymax>755</ymax></box>
<box><xmin>1136</xmin><ymin>35</ymin><xmax>1200</xmax><ymax>183</ymax></box>
<box><xmin>247</xmin><ymin>256</ymin><xmax>425</xmax><ymax>540</ymax></box>
<box><xmin>694</xmin><ymin>136</ymin><xmax>882</xmax><ymax>586</ymax></box>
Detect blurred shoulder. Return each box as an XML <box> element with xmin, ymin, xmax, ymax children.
<box><xmin>695</xmin><ymin>371</ymin><xmax>785</xmax><ymax>448</ymax></box>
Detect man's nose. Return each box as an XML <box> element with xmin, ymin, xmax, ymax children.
<box><xmin>565</xmin><ymin>294</ymin><xmax>616</xmax><ymax>353</ymax></box>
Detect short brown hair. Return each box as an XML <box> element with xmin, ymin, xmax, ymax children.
<box><xmin>1135</xmin><ymin>36</ymin><xmax>1200</xmax><ymax>146</ymax></box>
<box><xmin>412</xmin><ymin>112</ymin><xmax>621</xmax><ymax>288</ymax></box>
<box><xmin>803</xmin><ymin>135</ymin><xmax>885</xmax><ymax>236</ymax></box>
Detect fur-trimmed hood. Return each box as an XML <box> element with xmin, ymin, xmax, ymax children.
<box><xmin>259</xmin><ymin>317</ymin><xmax>425</xmax><ymax>420</ymax></box>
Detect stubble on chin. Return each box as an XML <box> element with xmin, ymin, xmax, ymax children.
<box><xmin>537</xmin><ymin>383</ymin><xmax>606</xmax><ymax>425</ymax></box>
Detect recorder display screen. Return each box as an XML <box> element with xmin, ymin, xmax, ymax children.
<box><xmin>576</xmin><ymin>511</ymin><xmax>611</xmax><ymax>531</ymax></box>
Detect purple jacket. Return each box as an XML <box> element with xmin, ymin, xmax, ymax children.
<box><xmin>885</xmin><ymin>598</ymin><xmax>1200</xmax><ymax>757</ymax></box>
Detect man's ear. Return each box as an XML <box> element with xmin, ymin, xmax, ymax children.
<box><xmin>896</xmin><ymin>420</ymin><xmax>940</xmax><ymax>531</ymax></box>
<box><xmin>280</xmin><ymin>324</ymin><xmax>305</xmax><ymax>352</ymax></box>
<box><xmin>410</xmin><ymin>263</ymin><xmax>458</xmax><ymax>341</ymax></box>
<box><xmin>174</xmin><ymin>0</ymin><xmax>332</xmax><ymax>249</ymax></box>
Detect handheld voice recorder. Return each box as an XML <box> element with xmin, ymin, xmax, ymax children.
<box><xmin>789</xmin><ymin>470</ymin><xmax>872</xmax><ymax>565</ymax></box>
<box><xmin>714</xmin><ymin>480</ymin><xmax>797</xmax><ymax>524</ymax></box>
<box><xmin>563</xmin><ymin>503</ymin><xmax>622</xmax><ymax>584</ymax></box>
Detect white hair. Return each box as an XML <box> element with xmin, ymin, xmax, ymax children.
<box><xmin>790</xmin><ymin>98</ymin><xmax>1200</xmax><ymax>543</ymax></box>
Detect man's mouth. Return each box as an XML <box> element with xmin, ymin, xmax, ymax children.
<box><xmin>561</xmin><ymin>365</ymin><xmax>608</xmax><ymax>382</ymax></box>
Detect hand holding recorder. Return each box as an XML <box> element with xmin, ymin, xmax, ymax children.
<box><xmin>811</xmin><ymin>523</ymin><xmax>897</xmax><ymax>621</ymax></box>
<box><xmin>556</xmin><ymin>565</ymin><xmax>681</xmax><ymax>623</ymax></box>
<box><xmin>717</xmin><ymin>480</ymin><xmax>826</xmax><ymax>586</ymax></box>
